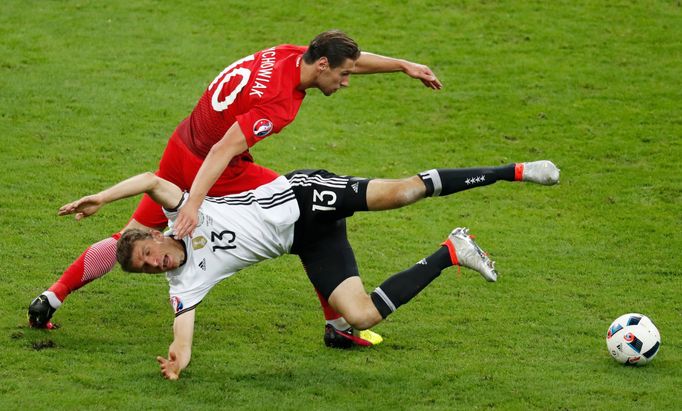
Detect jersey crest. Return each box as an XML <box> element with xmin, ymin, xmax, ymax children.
<box><xmin>192</xmin><ymin>236</ymin><xmax>208</xmax><ymax>250</ymax></box>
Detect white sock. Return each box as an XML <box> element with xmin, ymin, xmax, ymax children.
<box><xmin>42</xmin><ymin>291</ymin><xmax>62</xmax><ymax>309</ymax></box>
<box><xmin>327</xmin><ymin>317</ymin><xmax>350</xmax><ymax>330</ymax></box>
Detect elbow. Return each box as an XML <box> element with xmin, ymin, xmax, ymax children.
<box><xmin>143</xmin><ymin>171</ymin><xmax>162</xmax><ymax>191</ymax></box>
<box><xmin>142</xmin><ymin>171</ymin><xmax>157</xmax><ymax>180</ymax></box>
<box><xmin>207</xmin><ymin>139</ymin><xmax>238</xmax><ymax>162</ymax></box>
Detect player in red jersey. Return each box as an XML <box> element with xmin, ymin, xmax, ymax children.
<box><xmin>28</xmin><ymin>30</ymin><xmax>442</xmax><ymax>347</ymax></box>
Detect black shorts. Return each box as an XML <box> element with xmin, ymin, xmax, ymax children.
<box><xmin>286</xmin><ymin>170</ymin><xmax>371</xmax><ymax>300</ymax></box>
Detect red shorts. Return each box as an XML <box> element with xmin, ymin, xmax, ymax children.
<box><xmin>131</xmin><ymin>128</ymin><xmax>279</xmax><ymax>228</ymax></box>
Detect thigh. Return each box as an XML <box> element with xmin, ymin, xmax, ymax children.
<box><xmin>286</xmin><ymin>169</ymin><xmax>371</xmax><ymax>220</ymax></box>
<box><xmin>156</xmin><ymin>133</ymin><xmax>193</xmax><ymax>190</ymax></box>
<box><xmin>365</xmin><ymin>176</ymin><xmax>426</xmax><ymax>211</ymax></box>
<box><xmin>328</xmin><ymin>277</ymin><xmax>369</xmax><ymax>308</ymax></box>
<box><xmin>159</xmin><ymin>133</ymin><xmax>279</xmax><ymax>196</ymax></box>
<box><xmin>296</xmin><ymin>219</ymin><xmax>359</xmax><ymax>300</ymax></box>
<box><xmin>210</xmin><ymin>161</ymin><xmax>279</xmax><ymax>195</ymax></box>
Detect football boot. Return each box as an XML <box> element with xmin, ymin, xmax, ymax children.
<box><xmin>28</xmin><ymin>294</ymin><xmax>58</xmax><ymax>329</ymax></box>
<box><xmin>519</xmin><ymin>160</ymin><xmax>560</xmax><ymax>185</ymax></box>
<box><xmin>442</xmin><ymin>227</ymin><xmax>497</xmax><ymax>282</ymax></box>
<box><xmin>324</xmin><ymin>324</ymin><xmax>383</xmax><ymax>348</ymax></box>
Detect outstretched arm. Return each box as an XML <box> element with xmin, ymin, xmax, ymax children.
<box><xmin>156</xmin><ymin>309</ymin><xmax>195</xmax><ymax>380</ymax></box>
<box><xmin>352</xmin><ymin>52</ymin><xmax>442</xmax><ymax>90</ymax></box>
<box><xmin>58</xmin><ymin>172</ymin><xmax>183</xmax><ymax>220</ymax></box>
<box><xmin>172</xmin><ymin>122</ymin><xmax>249</xmax><ymax>239</ymax></box>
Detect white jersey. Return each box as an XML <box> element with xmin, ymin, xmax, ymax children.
<box><xmin>163</xmin><ymin>176</ymin><xmax>300</xmax><ymax>315</ymax></box>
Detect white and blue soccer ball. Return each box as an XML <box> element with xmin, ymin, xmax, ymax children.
<box><xmin>606</xmin><ymin>313</ymin><xmax>660</xmax><ymax>366</ymax></box>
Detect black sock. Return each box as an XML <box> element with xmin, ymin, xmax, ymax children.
<box><xmin>418</xmin><ymin>164</ymin><xmax>516</xmax><ymax>197</ymax></box>
<box><xmin>370</xmin><ymin>247</ymin><xmax>453</xmax><ymax>318</ymax></box>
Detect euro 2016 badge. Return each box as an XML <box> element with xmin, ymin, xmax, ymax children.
<box><xmin>170</xmin><ymin>296</ymin><xmax>184</xmax><ymax>313</ymax></box>
<box><xmin>253</xmin><ymin>118</ymin><xmax>273</xmax><ymax>138</ymax></box>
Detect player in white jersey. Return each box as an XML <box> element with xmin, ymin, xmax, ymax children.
<box><xmin>158</xmin><ymin>176</ymin><xmax>298</xmax><ymax>315</ymax></box>
<box><xmin>58</xmin><ymin>160</ymin><xmax>560</xmax><ymax>379</ymax></box>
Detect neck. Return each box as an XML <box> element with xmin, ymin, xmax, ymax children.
<box><xmin>172</xmin><ymin>237</ymin><xmax>187</xmax><ymax>267</ymax></box>
<box><xmin>298</xmin><ymin>61</ymin><xmax>317</xmax><ymax>91</ymax></box>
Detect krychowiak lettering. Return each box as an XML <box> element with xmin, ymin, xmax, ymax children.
<box><xmin>249</xmin><ymin>47</ymin><xmax>276</xmax><ymax>97</ymax></box>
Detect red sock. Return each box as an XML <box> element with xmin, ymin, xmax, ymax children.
<box><xmin>48</xmin><ymin>233</ymin><xmax>121</xmax><ymax>302</ymax></box>
<box><xmin>315</xmin><ymin>289</ymin><xmax>342</xmax><ymax>321</ymax></box>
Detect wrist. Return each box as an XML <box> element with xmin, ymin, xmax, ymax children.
<box><xmin>398</xmin><ymin>59</ymin><xmax>412</xmax><ymax>73</ymax></box>
<box><xmin>95</xmin><ymin>192</ymin><xmax>108</xmax><ymax>205</ymax></box>
<box><xmin>184</xmin><ymin>195</ymin><xmax>203</xmax><ymax>210</ymax></box>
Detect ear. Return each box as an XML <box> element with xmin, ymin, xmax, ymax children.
<box><xmin>317</xmin><ymin>56</ymin><xmax>329</xmax><ymax>71</ymax></box>
<box><xmin>150</xmin><ymin>229</ymin><xmax>164</xmax><ymax>242</ymax></box>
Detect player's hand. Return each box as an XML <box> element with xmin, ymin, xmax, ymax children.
<box><xmin>156</xmin><ymin>352</ymin><xmax>181</xmax><ymax>380</ymax></box>
<box><xmin>57</xmin><ymin>194</ymin><xmax>105</xmax><ymax>220</ymax></box>
<box><xmin>173</xmin><ymin>203</ymin><xmax>199</xmax><ymax>239</ymax></box>
<box><xmin>403</xmin><ymin>62</ymin><xmax>442</xmax><ymax>90</ymax></box>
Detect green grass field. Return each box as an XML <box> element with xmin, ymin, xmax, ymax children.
<box><xmin>1</xmin><ymin>0</ymin><xmax>681</xmax><ymax>409</ymax></box>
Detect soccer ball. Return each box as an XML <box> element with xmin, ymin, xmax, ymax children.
<box><xmin>606</xmin><ymin>313</ymin><xmax>660</xmax><ymax>365</ymax></box>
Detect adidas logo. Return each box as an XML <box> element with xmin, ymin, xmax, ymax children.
<box><xmin>198</xmin><ymin>258</ymin><xmax>206</xmax><ymax>271</ymax></box>
<box><xmin>417</xmin><ymin>258</ymin><xmax>427</xmax><ymax>265</ymax></box>
<box><xmin>351</xmin><ymin>182</ymin><xmax>359</xmax><ymax>193</ymax></box>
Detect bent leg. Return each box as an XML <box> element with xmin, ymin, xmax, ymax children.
<box><xmin>328</xmin><ymin>277</ymin><xmax>383</xmax><ymax>330</ymax></box>
<box><xmin>327</xmin><ymin>244</ymin><xmax>454</xmax><ymax>331</ymax></box>
<box><xmin>293</xmin><ymin>215</ymin><xmax>377</xmax><ymax>339</ymax></box>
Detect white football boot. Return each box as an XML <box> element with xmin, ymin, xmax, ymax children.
<box><xmin>521</xmin><ymin>160</ymin><xmax>560</xmax><ymax>185</ymax></box>
<box><xmin>443</xmin><ymin>227</ymin><xmax>497</xmax><ymax>282</ymax></box>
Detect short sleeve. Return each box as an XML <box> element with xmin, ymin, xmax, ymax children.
<box><xmin>163</xmin><ymin>192</ymin><xmax>189</xmax><ymax>222</ymax></box>
<box><xmin>236</xmin><ymin>104</ymin><xmax>290</xmax><ymax>147</ymax></box>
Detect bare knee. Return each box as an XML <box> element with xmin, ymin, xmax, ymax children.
<box><xmin>338</xmin><ymin>295</ymin><xmax>382</xmax><ymax>330</ymax></box>
<box><xmin>328</xmin><ymin>277</ymin><xmax>383</xmax><ymax>329</ymax></box>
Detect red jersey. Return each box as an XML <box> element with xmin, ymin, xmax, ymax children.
<box><xmin>178</xmin><ymin>45</ymin><xmax>307</xmax><ymax>159</ymax></box>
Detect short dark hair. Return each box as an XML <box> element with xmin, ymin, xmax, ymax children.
<box><xmin>302</xmin><ymin>30</ymin><xmax>360</xmax><ymax>68</ymax></box>
<box><xmin>116</xmin><ymin>228</ymin><xmax>152</xmax><ymax>272</ymax></box>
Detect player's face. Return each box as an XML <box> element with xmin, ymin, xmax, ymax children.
<box><xmin>318</xmin><ymin>58</ymin><xmax>355</xmax><ymax>96</ymax></box>
<box><xmin>130</xmin><ymin>237</ymin><xmax>185</xmax><ymax>274</ymax></box>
